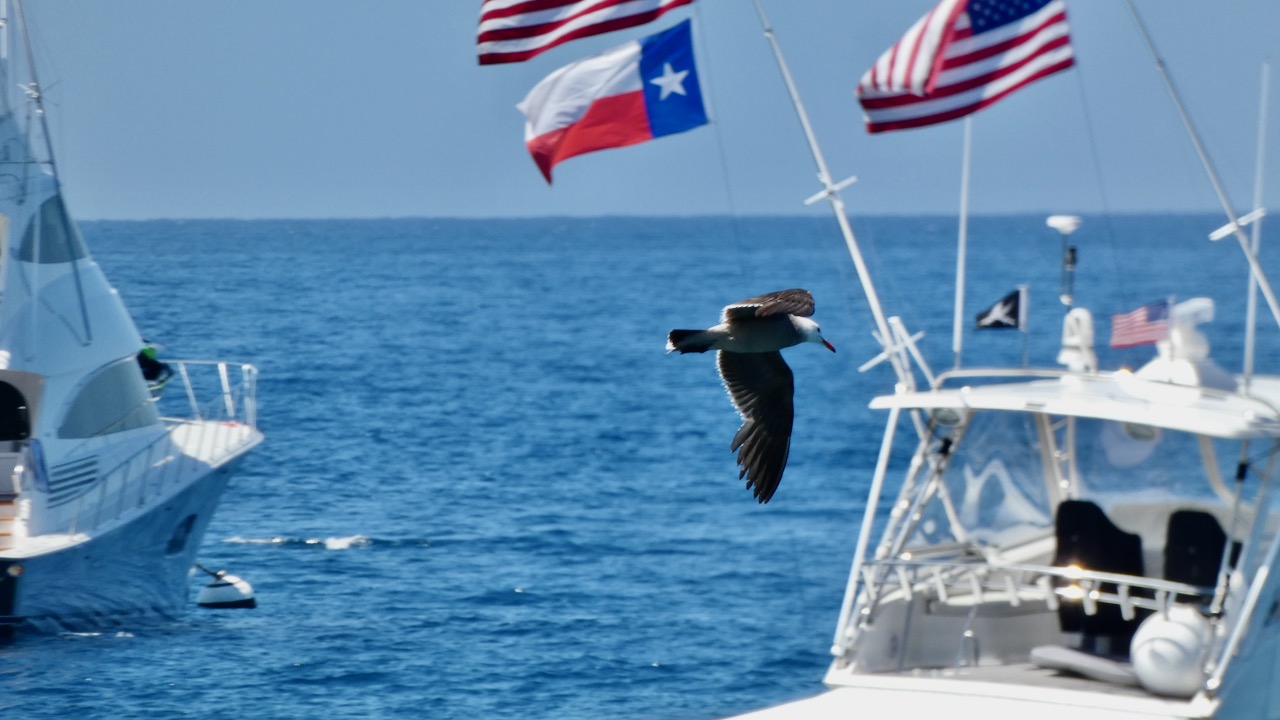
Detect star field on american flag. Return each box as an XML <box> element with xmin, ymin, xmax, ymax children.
<box><xmin>856</xmin><ymin>0</ymin><xmax>1075</xmax><ymax>133</ymax></box>
<box><xmin>967</xmin><ymin>0</ymin><xmax>1055</xmax><ymax>33</ymax></box>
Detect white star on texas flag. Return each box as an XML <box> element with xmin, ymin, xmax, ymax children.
<box><xmin>650</xmin><ymin>62</ymin><xmax>689</xmax><ymax>100</ymax></box>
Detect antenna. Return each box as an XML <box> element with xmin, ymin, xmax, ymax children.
<box><xmin>1046</xmin><ymin>215</ymin><xmax>1081</xmax><ymax>307</ymax></box>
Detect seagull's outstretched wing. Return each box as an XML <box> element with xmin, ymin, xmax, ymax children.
<box><xmin>717</xmin><ymin>349</ymin><xmax>795</xmax><ymax>503</ymax></box>
<box><xmin>722</xmin><ymin>288</ymin><xmax>816</xmax><ymax>321</ymax></box>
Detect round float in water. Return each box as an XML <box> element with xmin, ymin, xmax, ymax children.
<box><xmin>195</xmin><ymin>565</ymin><xmax>257</xmax><ymax>609</ymax></box>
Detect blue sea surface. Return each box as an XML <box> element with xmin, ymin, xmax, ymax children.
<box><xmin>0</xmin><ymin>214</ymin><xmax>1274</xmax><ymax>718</ymax></box>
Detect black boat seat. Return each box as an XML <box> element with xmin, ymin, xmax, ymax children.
<box><xmin>1164</xmin><ymin>509</ymin><xmax>1238</xmax><ymax>594</ymax></box>
<box><xmin>1052</xmin><ymin>499</ymin><xmax>1147</xmax><ymax>655</ymax></box>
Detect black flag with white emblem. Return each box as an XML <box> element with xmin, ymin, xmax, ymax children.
<box><xmin>975</xmin><ymin>286</ymin><xmax>1027</xmax><ymax>330</ymax></box>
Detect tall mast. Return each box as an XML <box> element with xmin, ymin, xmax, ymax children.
<box><xmin>12</xmin><ymin>0</ymin><xmax>61</xmax><ymax>184</ymax></box>
<box><xmin>11</xmin><ymin>0</ymin><xmax>93</xmax><ymax>344</ymax></box>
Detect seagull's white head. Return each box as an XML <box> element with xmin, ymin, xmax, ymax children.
<box><xmin>795</xmin><ymin>317</ymin><xmax>836</xmax><ymax>353</ymax></box>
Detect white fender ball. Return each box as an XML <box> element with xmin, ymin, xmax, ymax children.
<box><xmin>1131</xmin><ymin>605</ymin><xmax>1211</xmax><ymax>697</ymax></box>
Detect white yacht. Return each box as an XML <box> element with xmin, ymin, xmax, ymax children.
<box><xmin>0</xmin><ymin>1</ymin><xmax>262</xmax><ymax>630</ymax></box>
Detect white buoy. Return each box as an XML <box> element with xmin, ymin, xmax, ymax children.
<box><xmin>195</xmin><ymin>564</ymin><xmax>256</xmax><ymax>609</ymax></box>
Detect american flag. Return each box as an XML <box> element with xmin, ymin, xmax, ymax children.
<box><xmin>477</xmin><ymin>0</ymin><xmax>694</xmax><ymax>65</ymax></box>
<box><xmin>1110</xmin><ymin>300</ymin><xmax>1170</xmax><ymax>349</ymax></box>
<box><xmin>857</xmin><ymin>0</ymin><xmax>1074</xmax><ymax>133</ymax></box>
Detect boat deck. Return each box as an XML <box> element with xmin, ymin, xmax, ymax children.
<box><xmin>748</xmin><ymin>661</ymin><xmax>1216</xmax><ymax>720</ymax></box>
<box><xmin>896</xmin><ymin>660</ymin><xmax>1149</xmax><ymax>698</ymax></box>
<box><xmin>809</xmin><ymin>659</ymin><xmax>1213</xmax><ymax>719</ymax></box>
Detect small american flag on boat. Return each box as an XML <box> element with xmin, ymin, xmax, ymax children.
<box><xmin>1109</xmin><ymin>299</ymin><xmax>1170</xmax><ymax>348</ymax></box>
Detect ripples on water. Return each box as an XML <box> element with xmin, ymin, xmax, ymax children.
<box><xmin>0</xmin><ymin>215</ymin><xmax>1271</xmax><ymax>719</ymax></box>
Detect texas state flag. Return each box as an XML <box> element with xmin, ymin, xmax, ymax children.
<box><xmin>517</xmin><ymin>19</ymin><xmax>707</xmax><ymax>183</ymax></box>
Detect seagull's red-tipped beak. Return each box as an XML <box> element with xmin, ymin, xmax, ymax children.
<box><xmin>822</xmin><ymin>339</ymin><xmax>836</xmax><ymax>353</ymax></box>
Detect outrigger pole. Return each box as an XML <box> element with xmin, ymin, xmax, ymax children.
<box><xmin>749</xmin><ymin>1</ymin><xmax>935</xmax><ymax>657</ymax></box>
<box><xmin>750</xmin><ymin>0</ymin><xmax>916</xmax><ymax>390</ymax></box>
<box><xmin>1243</xmin><ymin>62</ymin><xmax>1270</xmax><ymax>393</ymax></box>
<box><xmin>1125</xmin><ymin>1</ymin><xmax>1280</xmax><ymax>336</ymax></box>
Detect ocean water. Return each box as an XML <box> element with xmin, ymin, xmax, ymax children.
<box><xmin>0</xmin><ymin>214</ymin><xmax>1275</xmax><ymax>719</ymax></box>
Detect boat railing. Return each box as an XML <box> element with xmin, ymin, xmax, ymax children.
<box><xmin>68</xmin><ymin>426</ymin><xmax>193</xmax><ymax>534</ymax></box>
<box><xmin>848</xmin><ymin>557</ymin><xmax>1213</xmax><ymax>635</ymax></box>
<box><xmin>66</xmin><ymin>361</ymin><xmax>260</xmax><ymax>535</ymax></box>
<box><xmin>165</xmin><ymin>360</ymin><xmax>259</xmax><ymax>428</ymax></box>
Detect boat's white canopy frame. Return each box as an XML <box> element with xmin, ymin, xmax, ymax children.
<box><xmin>871</xmin><ymin>369</ymin><xmax>1280</xmax><ymax>442</ymax></box>
<box><xmin>832</xmin><ymin>370</ymin><xmax>1280</xmax><ymax>699</ymax></box>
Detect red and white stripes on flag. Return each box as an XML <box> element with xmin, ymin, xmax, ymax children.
<box><xmin>1109</xmin><ymin>300</ymin><xmax>1170</xmax><ymax>349</ymax></box>
<box><xmin>477</xmin><ymin>0</ymin><xmax>694</xmax><ymax>65</ymax></box>
<box><xmin>856</xmin><ymin>0</ymin><xmax>1074</xmax><ymax>133</ymax></box>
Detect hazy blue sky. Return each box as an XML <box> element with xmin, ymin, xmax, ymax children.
<box><xmin>19</xmin><ymin>1</ymin><xmax>1280</xmax><ymax>219</ymax></box>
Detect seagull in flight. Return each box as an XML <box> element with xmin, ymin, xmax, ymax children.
<box><xmin>666</xmin><ymin>289</ymin><xmax>835</xmax><ymax>503</ymax></box>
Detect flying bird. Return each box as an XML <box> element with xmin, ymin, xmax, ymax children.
<box><xmin>666</xmin><ymin>288</ymin><xmax>835</xmax><ymax>503</ymax></box>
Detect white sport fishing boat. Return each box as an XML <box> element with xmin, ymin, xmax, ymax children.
<box><xmin>730</xmin><ymin>1</ymin><xmax>1280</xmax><ymax>718</ymax></box>
<box><xmin>0</xmin><ymin>1</ymin><xmax>262</xmax><ymax>630</ymax></box>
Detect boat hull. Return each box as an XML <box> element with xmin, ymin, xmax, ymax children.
<box><xmin>0</xmin><ymin>456</ymin><xmax>247</xmax><ymax>631</ymax></box>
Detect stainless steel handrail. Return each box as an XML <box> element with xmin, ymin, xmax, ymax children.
<box><xmin>850</xmin><ymin>557</ymin><xmax>1213</xmax><ymax>630</ymax></box>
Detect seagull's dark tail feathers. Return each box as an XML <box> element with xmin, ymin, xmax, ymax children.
<box><xmin>667</xmin><ymin>329</ymin><xmax>715</xmax><ymax>354</ymax></box>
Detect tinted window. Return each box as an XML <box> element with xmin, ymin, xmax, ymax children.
<box><xmin>18</xmin><ymin>194</ymin><xmax>88</xmax><ymax>263</ymax></box>
<box><xmin>58</xmin><ymin>358</ymin><xmax>159</xmax><ymax>438</ymax></box>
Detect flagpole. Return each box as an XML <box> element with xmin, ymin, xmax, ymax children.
<box><xmin>1019</xmin><ymin>284</ymin><xmax>1030</xmax><ymax>368</ymax></box>
<box><xmin>952</xmin><ymin>117</ymin><xmax>972</xmax><ymax>370</ymax></box>
<box><xmin>750</xmin><ymin>0</ymin><xmax>905</xmax><ymax>385</ymax></box>
<box><xmin>1125</xmin><ymin>0</ymin><xmax>1280</xmax><ymax>336</ymax></box>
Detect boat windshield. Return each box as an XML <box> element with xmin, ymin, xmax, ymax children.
<box><xmin>913</xmin><ymin>411</ymin><xmax>1052</xmax><ymax>550</ymax></box>
<box><xmin>1072</xmin><ymin>417</ymin><xmax>1234</xmax><ymax>504</ymax></box>
<box><xmin>910</xmin><ymin>410</ymin><xmax>1261</xmax><ymax>555</ymax></box>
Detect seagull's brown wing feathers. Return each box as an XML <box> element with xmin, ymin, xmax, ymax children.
<box><xmin>717</xmin><ymin>350</ymin><xmax>795</xmax><ymax>503</ymax></box>
<box><xmin>722</xmin><ymin>288</ymin><xmax>815</xmax><ymax>322</ymax></box>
